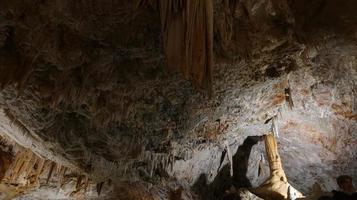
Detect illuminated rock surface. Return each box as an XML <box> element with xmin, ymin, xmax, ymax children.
<box><xmin>0</xmin><ymin>0</ymin><xmax>356</xmax><ymax>199</ymax></box>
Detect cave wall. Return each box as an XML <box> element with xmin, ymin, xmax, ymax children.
<box><xmin>0</xmin><ymin>0</ymin><xmax>356</xmax><ymax>199</ymax></box>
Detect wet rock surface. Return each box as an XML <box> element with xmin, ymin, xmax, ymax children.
<box><xmin>0</xmin><ymin>0</ymin><xmax>356</xmax><ymax>199</ymax></box>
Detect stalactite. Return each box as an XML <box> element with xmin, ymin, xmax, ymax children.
<box><xmin>84</xmin><ymin>175</ymin><xmax>89</xmax><ymax>193</ymax></box>
<box><xmin>33</xmin><ymin>158</ymin><xmax>45</xmax><ymax>185</ymax></box>
<box><xmin>0</xmin><ymin>137</ymin><xmax>97</xmax><ymax>199</ymax></box>
<box><xmin>271</xmin><ymin>115</ymin><xmax>279</xmax><ymax>138</ymax></box>
<box><xmin>0</xmin><ymin>148</ymin><xmax>12</xmax><ymax>181</ymax></box>
<box><xmin>96</xmin><ymin>181</ymin><xmax>104</xmax><ymax>196</ymax></box>
<box><xmin>17</xmin><ymin>151</ymin><xmax>33</xmax><ymax>181</ymax></box>
<box><xmin>224</xmin><ymin>141</ymin><xmax>233</xmax><ymax>177</ymax></box>
<box><xmin>76</xmin><ymin>175</ymin><xmax>83</xmax><ymax>191</ymax></box>
<box><xmin>285</xmin><ymin>86</ymin><xmax>294</xmax><ymax>109</ymax></box>
<box><xmin>58</xmin><ymin>166</ymin><xmax>67</xmax><ymax>188</ymax></box>
<box><xmin>24</xmin><ymin>156</ymin><xmax>37</xmax><ymax>185</ymax></box>
<box><xmin>10</xmin><ymin>150</ymin><xmax>29</xmax><ymax>181</ymax></box>
<box><xmin>258</xmin><ymin>154</ymin><xmax>265</xmax><ymax>178</ymax></box>
<box><xmin>159</xmin><ymin>0</ymin><xmax>214</xmax><ymax>94</ymax></box>
<box><xmin>217</xmin><ymin>148</ymin><xmax>226</xmax><ymax>173</ymax></box>
<box><xmin>46</xmin><ymin>162</ymin><xmax>56</xmax><ymax>184</ymax></box>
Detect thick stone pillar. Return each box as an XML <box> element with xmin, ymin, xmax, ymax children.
<box><xmin>251</xmin><ymin>133</ymin><xmax>303</xmax><ymax>200</ymax></box>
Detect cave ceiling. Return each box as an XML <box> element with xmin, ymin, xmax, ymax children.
<box><xmin>0</xmin><ymin>0</ymin><xmax>356</xmax><ymax>199</ymax></box>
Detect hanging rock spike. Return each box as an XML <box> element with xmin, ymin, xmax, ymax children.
<box><xmin>96</xmin><ymin>181</ymin><xmax>104</xmax><ymax>196</ymax></box>
<box><xmin>46</xmin><ymin>162</ymin><xmax>56</xmax><ymax>184</ymax></box>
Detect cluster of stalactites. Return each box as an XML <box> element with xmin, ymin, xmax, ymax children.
<box><xmin>1</xmin><ymin>148</ymin><xmax>98</xmax><ymax>198</ymax></box>
<box><xmin>160</xmin><ymin>0</ymin><xmax>214</xmax><ymax>94</ymax></box>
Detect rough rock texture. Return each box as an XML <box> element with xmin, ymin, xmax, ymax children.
<box><xmin>0</xmin><ymin>135</ymin><xmax>100</xmax><ymax>200</ymax></box>
<box><xmin>0</xmin><ymin>0</ymin><xmax>356</xmax><ymax>199</ymax></box>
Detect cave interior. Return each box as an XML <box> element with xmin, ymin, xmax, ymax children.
<box><xmin>0</xmin><ymin>0</ymin><xmax>356</xmax><ymax>199</ymax></box>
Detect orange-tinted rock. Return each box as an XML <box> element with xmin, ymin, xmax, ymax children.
<box><xmin>331</xmin><ymin>104</ymin><xmax>357</xmax><ymax>120</ymax></box>
<box><xmin>0</xmin><ymin>149</ymin><xmax>12</xmax><ymax>180</ymax></box>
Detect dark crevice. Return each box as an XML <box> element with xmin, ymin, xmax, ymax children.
<box><xmin>192</xmin><ymin>136</ymin><xmax>263</xmax><ymax>200</ymax></box>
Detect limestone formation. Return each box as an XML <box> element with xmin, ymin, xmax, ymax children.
<box><xmin>0</xmin><ymin>0</ymin><xmax>356</xmax><ymax>199</ymax></box>
<box><xmin>251</xmin><ymin>133</ymin><xmax>304</xmax><ymax>200</ymax></box>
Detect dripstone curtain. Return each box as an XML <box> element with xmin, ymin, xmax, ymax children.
<box><xmin>160</xmin><ymin>0</ymin><xmax>213</xmax><ymax>94</ymax></box>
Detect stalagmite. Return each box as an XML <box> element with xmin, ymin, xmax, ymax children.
<box><xmin>288</xmin><ymin>185</ymin><xmax>300</xmax><ymax>200</ymax></box>
<box><xmin>0</xmin><ymin>0</ymin><xmax>356</xmax><ymax>199</ymax></box>
<box><xmin>251</xmin><ymin>133</ymin><xmax>304</xmax><ymax>200</ymax></box>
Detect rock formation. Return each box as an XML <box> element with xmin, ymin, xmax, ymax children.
<box><xmin>0</xmin><ymin>0</ymin><xmax>356</xmax><ymax>199</ymax></box>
